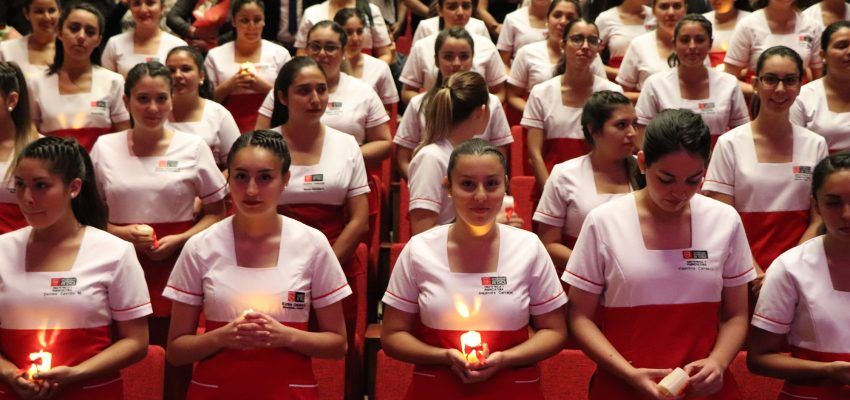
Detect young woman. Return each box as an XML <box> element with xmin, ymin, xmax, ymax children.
<box><xmin>205</xmin><ymin>0</ymin><xmax>291</xmax><ymax>132</ymax></box>
<box><xmin>595</xmin><ymin>0</ymin><xmax>656</xmax><ymax>78</ymax></box>
<box><xmin>165</xmin><ymin>46</ymin><xmax>240</xmax><ymax>168</ymax></box>
<box><xmin>748</xmin><ymin>152</ymin><xmax>850</xmax><ymax>400</ymax></box>
<box><xmin>534</xmin><ymin>91</ymin><xmax>639</xmax><ymax>268</ymax></box>
<box><xmin>497</xmin><ymin>0</ymin><xmax>552</xmax><ymax>71</ymax></box>
<box><xmin>410</xmin><ymin>0</ymin><xmax>490</xmax><ymax>46</ymax></box>
<box><xmin>164</xmin><ymin>130</ymin><xmax>350</xmax><ymax>399</ymax></box>
<box><xmin>0</xmin><ymin>137</ymin><xmax>150</xmax><ymax>398</ymax></box>
<box><xmin>566</xmin><ymin>109</ymin><xmax>755</xmax><ymax>399</ymax></box>
<box><xmin>0</xmin><ymin>0</ymin><xmax>59</xmax><ymax>83</ymax></box>
<box><xmin>334</xmin><ymin>8</ymin><xmax>399</xmax><ymax>107</ymax></box>
<box><xmin>395</xmin><ymin>28</ymin><xmax>512</xmax><ymax>178</ymax></box>
<box><xmin>101</xmin><ymin>0</ymin><xmax>187</xmax><ymax>77</ymax></box>
<box><xmin>704</xmin><ymin>46</ymin><xmax>828</xmax><ymax>285</ymax></box>
<box><xmin>29</xmin><ymin>3</ymin><xmax>131</xmax><ymax>151</ymax></box>
<box><xmin>382</xmin><ymin>138</ymin><xmax>567</xmax><ymax>399</ymax></box>
<box><xmin>724</xmin><ymin>0</ymin><xmax>823</xmax><ymax>96</ymax></box>
<box><xmin>703</xmin><ymin>0</ymin><xmax>750</xmax><ymax>67</ymax></box>
<box><xmin>616</xmin><ymin>0</ymin><xmax>688</xmax><ymax>98</ymax></box>
<box><xmin>0</xmin><ymin>62</ymin><xmax>38</xmax><ymax>235</ymax></box>
<box><xmin>294</xmin><ymin>0</ymin><xmax>393</xmax><ymax>64</ymax></box>
<box><xmin>790</xmin><ymin>21</ymin><xmax>850</xmax><ymax>154</ymax></box>
<box><xmin>636</xmin><ymin>14</ymin><xmax>749</xmax><ymax>147</ymax></box>
<box><xmin>522</xmin><ymin>19</ymin><xmax>623</xmax><ymax>190</ymax></box>
<box><xmin>803</xmin><ymin>0</ymin><xmax>850</xmax><ymax>29</ymax></box>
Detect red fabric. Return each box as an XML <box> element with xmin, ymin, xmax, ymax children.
<box><xmin>121</xmin><ymin>345</ymin><xmax>165</xmax><ymax>400</ymax></box>
<box><xmin>508</xmin><ymin>176</ymin><xmax>535</xmax><ymax>231</ymax></box>
<box><xmin>739</xmin><ymin>210</ymin><xmax>809</xmax><ymax>271</ymax></box>
<box><xmin>224</xmin><ymin>93</ymin><xmax>267</xmax><ymax>133</ymax></box>
<box><xmin>0</xmin><ymin>202</ymin><xmax>27</xmax><ymax>235</ymax></box>
<box><xmin>775</xmin><ymin>347</ymin><xmax>850</xmax><ymax>399</ymax></box>
<box><xmin>709</xmin><ymin>52</ymin><xmax>726</xmax><ymax>68</ymax></box>
<box><xmin>48</xmin><ymin>127</ymin><xmax>112</xmax><ymax>152</ymax></box>
<box><xmin>609</xmin><ymin>56</ymin><xmax>624</xmax><ymax>69</ymax></box>
<box><xmin>543</xmin><ymin>138</ymin><xmax>590</xmax><ymax>173</ymax></box>
<box><xmin>278</xmin><ymin>204</ymin><xmax>346</xmax><ymax>245</ymax></box>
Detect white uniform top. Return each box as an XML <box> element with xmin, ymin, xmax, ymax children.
<box><xmin>411</xmin><ymin>17</ymin><xmax>491</xmax><ymax>47</ymax></box>
<box><xmin>259</xmin><ymin>73</ymin><xmax>389</xmax><ymax>145</ymax></box>
<box><xmin>790</xmin><ymin>79</ymin><xmax>850</xmax><ymax>153</ymax></box>
<box><xmin>0</xmin><ymin>35</ymin><xmax>50</xmax><ymax>84</ymax></box>
<box><xmin>166</xmin><ymin>99</ymin><xmax>241</xmax><ymax>165</ymax></box>
<box><xmin>100</xmin><ymin>31</ymin><xmax>188</xmax><ymax>77</ymax></box>
<box><xmin>563</xmin><ymin>193</ymin><xmax>756</xmax><ymax>306</ymax></box>
<box><xmin>383</xmin><ymin>224</ymin><xmax>567</xmax><ymax>329</ymax></box>
<box><xmin>521</xmin><ymin>75</ymin><xmax>623</xmax><ymax>139</ymax></box>
<box><xmin>29</xmin><ymin>67</ymin><xmax>130</xmax><ymax>134</ymax></box>
<box><xmin>616</xmin><ymin>31</ymin><xmax>709</xmax><ymax>90</ymax></box>
<box><xmin>507</xmin><ymin>40</ymin><xmax>606</xmax><ymax>90</ymax></box>
<box><xmin>400</xmin><ymin>33</ymin><xmax>507</xmax><ymax>91</ymax></box>
<box><xmin>164</xmin><ymin>216</ymin><xmax>352</xmax><ymax>323</ymax></box>
<box><xmin>636</xmin><ymin>68</ymin><xmax>749</xmax><ymax>137</ymax></box>
<box><xmin>90</xmin><ymin>130</ymin><xmax>228</xmax><ymax>224</ymax></box>
<box><xmin>595</xmin><ymin>6</ymin><xmax>656</xmax><ymax>62</ymax></box>
<box><xmin>408</xmin><ymin>139</ymin><xmax>454</xmax><ymax>225</ymax></box>
<box><xmin>496</xmin><ymin>7</ymin><xmax>547</xmax><ymax>56</ymax></box>
<box><xmin>703</xmin><ymin>123</ymin><xmax>828</xmax><ymax>213</ymax></box>
<box><xmin>360</xmin><ymin>53</ymin><xmax>400</xmax><ymax>105</ymax></box>
<box><xmin>294</xmin><ymin>1</ymin><xmax>391</xmax><ymax>50</ymax></box>
<box><xmin>802</xmin><ymin>2</ymin><xmax>850</xmax><ymax>30</ymax></box>
<box><xmin>533</xmin><ymin>155</ymin><xmax>631</xmax><ymax>240</ymax></box>
<box><xmin>724</xmin><ymin>10</ymin><xmax>823</xmax><ymax>73</ymax></box>
<box><xmin>703</xmin><ymin>10</ymin><xmax>751</xmax><ymax>56</ymax></box>
<box><xmin>393</xmin><ymin>92</ymin><xmax>513</xmax><ymax>150</ymax></box>
<box><xmin>204</xmin><ymin>40</ymin><xmax>291</xmax><ymax>97</ymax></box>
<box><xmin>753</xmin><ymin>236</ymin><xmax>850</xmax><ymax>354</ymax></box>
<box><xmin>0</xmin><ymin>159</ymin><xmax>15</xmax><ymax>205</ymax></box>
<box><xmin>0</xmin><ymin>226</ymin><xmax>153</xmax><ymax>330</ymax></box>
<box><xmin>275</xmin><ymin>126</ymin><xmax>370</xmax><ymax>206</ymax></box>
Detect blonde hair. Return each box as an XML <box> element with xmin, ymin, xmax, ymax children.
<box><xmin>416</xmin><ymin>71</ymin><xmax>488</xmax><ymax>155</ymax></box>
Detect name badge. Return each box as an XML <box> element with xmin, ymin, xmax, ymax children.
<box><xmin>144</xmin><ymin>56</ymin><xmax>160</xmax><ymax>63</ymax></box>
<box><xmin>90</xmin><ymin>100</ymin><xmax>108</xmax><ymax>116</ymax></box>
<box><xmin>303</xmin><ymin>174</ymin><xmax>325</xmax><ymax>191</ymax></box>
<box><xmin>44</xmin><ymin>277</ymin><xmax>82</xmax><ymax>297</ymax></box>
<box><xmin>793</xmin><ymin>165</ymin><xmax>812</xmax><ymax>181</ymax></box>
<box><xmin>282</xmin><ymin>291</ymin><xmax>307</xmax><ymax>310</ymax></box>
<box><xmin>697</xmin><ymin>102</ymin><xmax>715</xmax><ymax>114</ymax></box>
<box><xmin>479</xmin><ymin>276</ymin><xmax>513</xmax><ymax>295</ymax></box>
<box><xmin>681</xmin><ymin>250</ymin><xmax>714</xmax><ymax>271</ymax></box>
<box><xmin>798</xmin><ymin>35</ymin><xmax>813</xmax><ymax>48</ymax></box>
<box><xmin>156</xmin><ymin>159</ymin><xmax>181</xmax><ymax>172</ymax></box>
<box><xmin>325</xmin><ymin>101</ymin><xmax>343</xmax><ymax>115</ymax></box>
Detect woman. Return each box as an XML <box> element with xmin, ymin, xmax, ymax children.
<box><xmin>595</xmin><ymin>0</ymin><xmax>656</xmax><ymax>78</ymax></box>
<box><xmin>534</xmin><ymin>91</ymin><xmax>638</xmax><ymax>269</ymax></box>
<box><xmin>165</xmin><ymin>46</ymin><xmax>240</xmax><ymax>167</ymax></box>
<box><xmin>29</xmin><ymin>3</ymin><xmax>130</xmax><ymax>151</ymax></box>
<box><xmin>636</xmin><ymin>14</ymin><xmax>749</xmax><ymax>147</ymax></box>
<box><xmin>258</xmin><ymin>22</ymin><xmax>391</xmax><ymax>168</ymax></box>
<box><xmin>410</xmin><ymin>0</ymin><xmax>489</xmax><ymax>46</ymax></box>
<box><xmin>294</xmin><ymin>0</ymin><xmax>392</xmax><ymax>64</ymax></box>
<box><xmin>566</xmin><ymin>109</ymin><xmax>755</xmax><ymax>399</ymax></box>
<box><xmin>164</xmin><ymin>130</ymin><xmax>350</xmax><ymax>399</ymax></box>
<box><xmin>0</xmin><ymin>62</ymin><xmax>38</xmax><ymax>235</ymax></box>
<box><xmin>205</xmin><ymin>0</ymin><xmax>291</xmax><ymax>132</ymax></box>
<box><xmin>703</xmin><ymin>0</ymin><xmax>750</xmax><ymax>67</ymax></box>
<box><xmin>101</xmin><ymin>0</ymin><xmax>186</xmax><ymax>77</ymax></box>
<box><xmin>497</xmin><ymin>0</ymin><xmax>552</xmax><ymax>71</ymax></box>
<box><xmin>704</xmin><ymin>46</ymin><xmax>828</xmax><ymax>282</ymax></box>
<box><xmin>790</xmin><ymin>21</ymin><xmax>850</xmax><ymax>154</ymax></box>
<box><xmin>0</xmin><ymin>137</ymin><xmax>150</xmax><ymax>398</ymax></box>
<box><xmin>507</xmin><ymin>0</ymin><xmax>607</xmax><ymax>114</ymax></box>
<box><xmin>382</xmin><ymin>138</ymin><xmax>567</xmax><ymax>399</ymax></box>
<box><xmin>616</xmin><ymin>0</ymin><xmax>688</xmax><ymax>98</ymax></box>
<box><xmin>724</xmin><ymin>0</ymin><xmax>822</xmax><ymax>96</ymax></box>
<box><xmin>803</xmin><ymin>0</ymin><xmax>850</xmax><ymax>29</ymax></box>
<box><xmin>522</xmin><ymin>19</ymin><xmax>623</xmax><ymax>190</ymax></box>
<box><xmin>334</xmin><ymin>8</ymin><xmax>399</xmax><ymax>108</ymax></box>
<box><xmin>269</xmin><ymin>56</ymin><xmax>370</xmax><ymax>398</ymax></box>
<box><xmin>0</xmin><ymin>0</ymin><xmax>59</xmax><ymax>83</ymax></box>
<box><xmin>395</xmin><ymin>27</ymin><xmax>512</xmax><ymax>178</ymax></box>
<box><xmin>748</xmin><ymin>152</ymin><xmax>850</xmax><ymax>400</ymax></box>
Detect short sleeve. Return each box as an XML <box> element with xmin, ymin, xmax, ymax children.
<box><xmin>507</xmin><ymin>50</ymin><xmax>531</xmax><ymax>89</ymax></box>
<box><xmin>101</xmin><ymin>39</ymin><xmax>118</xmax><ymax>73</ymax></box>
<box><xmin>728</xmin><ymin>84</ymin><xmax>750</xmax><ymax>127</ymax></box>
<box><xmin>204</xmin><ymin>53</ymin><xmax>221</xmax><ymax>87</ymax></box>
<box><xmin>347</xmin><ymin>146</ymin><xmax>371</xmax><ymax>198</ymax></box>
<box><xmin>163</xmin><ymin>237</ymin><xmax>205</xmax><ymax>306</ymax></box>
<box><xmin>310</xmin><ymin>231</ymin><xmax>352</xmax><ymax>308</ymax></box>
<box><xmin>88</xmin><ymin>143</ymin><xmax>108</xmax><ymax>203</ymax></box>
<box><xmin>382</xmin><ymin>242</ymin><xmax>420</xmax><ymax>313</ymax></box>
<box><xmin>591</xmin><ymin>56</ymin><xmax>607</xmax><ymax>79</ymax></box>
<box><xmin>369</xmin><ymin>5</ymin><xmax>391</xmax><ymax>48</ymax></box>
<box><xmin>365</xmin><ymin>90</ymin><xmax>390</xmax><ymax>128</ymax></box>
<box><xmin>393</xmin><ymin>100</ymin><xmax>423</xmax><ymax>149</ymax></box>
<box><xmin>375</xmin><ymin>64</ymin><xmax>400</xmax><ymax>104</ymax></box>
<box><xmin>109</xmin><ymin>77</ymin><xmax>130</xmax><ymax>123</ymax></box>
<box><xmin>484</xmin><ymin>100</ymin><xmax>513</xmax><ymax>146</ymax></box>
<box><xmin>408</xmin><ymin>152</ymin><xmax>445</xmax><ymax>214</ymax></box>
<box><xmin>533</xmin><ymin>171</ymin><xmax>568</xmax><ymax>228</ymax></box>
<box><xmin>258</xmin><ymin>90</ymin><xmax>275</xmax><ymax>118</ymax></box>
<box><xmin>215</xmin><ymin>108</ymin><xmax>242</xmax><ymax>164</ymax></box>
<box><xmin>703</xmin><ymin>137</ymin><xmax>736</xmax><ymax>196</ymax></box>
<box><xmin>615</xmin><ymin>44</ymin><xmax>641</xmax><ymax>88</ymax></box>
<box><xmin>30</xmin><ymin>81</ymin><xmax>43</xmax><ymax>130</ymax></box>
<box><xmin>815</xmin><ymin>135</ymin><xmax>828</xmax><ymax>161</ymax></box>
<box><xmin>411</xmin><ymin>23</ymin><xmax>427</xmax><ymax>46</ymax></box>
<box><xmin>528</xmin><ymin>238</ymin><xmax>568</xmax><ymax>315</ymax></box>
<box><xmin>723</xmin><ymin>24</ymin><xmax>751</xmax><ymax>68</ymax></box>
<box><xmin>496</xmin><ymin>19</ymin><xmax>516</xmax><ymax>53</ymax></box>
<box><xmin>789</xmin><ymin>98</ymin><xmax>809</xmax><ymax>127</ymax></box>
<box><xmin>721</xmin><ymin>214</ymin><xmax>756</xmax><ymax>287</ymax></box>
<box><xmin>399</xmin><ymin>44</ymin><xmax>426</xmax><ymax>88</ymax></box>
<box><xmin>294</xmin><ymin>16</ymin><xmax>314</xmax><ymax>48</ymax></box>
<box><xmin>193</xmin><ymin>141</ymin><xmax>228</xmax><ymax>203</ymax></box>
<box><xmin>521</xmin><ymin>86</ymin><xmax>546</xmax><ymax>130</ymax></box>
<box><xmin>482</xmin><ymin>49</ymin><xmax>508</xmax><ymax>87</ymax></box>
<box><xmin>562</xmin><ymin>214</ymin><xmax>607</xmax><ymax>294</ymax></box>
<box><xmin>808</xmin><ymin>26</ymin><xmax>823</xmax><ymax>69</ymax></box>
<box><xmin>634</xmin><ymin>81</ymin><xmax>659</xmax><ymax>126</ymax></box>
<box><xmin>751</xmin><ymin>259</ymin><xmax>796</xmax><ymax>334</ymax></box>
<box><xmin>109</xmin><ymin>242</ymin><xmax>154</xmax><ymax>320</ymax></box>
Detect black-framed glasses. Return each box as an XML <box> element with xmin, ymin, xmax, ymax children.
<box><xmin>757</xmin><ymin>74</ymin><xmax>801</xmax><ymax>88</ymax></box>
<box><xmin>566</xmin><ymin>35</ymin><xmax>601</xmax><ymax>47</ymax></box>
<box><xmin>306</xmin><ymin>42</ymin><xmax>341</xmax><ymax>54</ymax></box>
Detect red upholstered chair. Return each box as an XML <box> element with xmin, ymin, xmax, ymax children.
<box><xmin>729</xmin><ymin>351</ymin><xmax>783</xmax><ymax>400</ymax></box>
<box><xmin>374</xmin><ymin>350</ymin><xmax>414</xmax><ymax>400</ymax></box>
<box><xmin>509</xmin><ymin>176</ymin><xmax>536</xmax><ymax>231</ymax></box>
<box><xmin>368</xmin><ymin>175</ymin><xmax>383</xmax><ymax>283</ymax></box>
<box><xmin>509</xmin><ymin>125</ymin><xmax>531</xmax><ymax>178</ymax></box>
<box><xmin>313</xmin><ymin>358</ymin><xmax>345</xmax><ymax>400</ymax></box>
<box><xmin>397</xmin><ymin>179</ymin><xmax>410</xmax><ymax>243</ymax></box>
<box><xmin>539</xmin><ymin>349</ymin><xmax>595</xmax><ymax>400</ymax></box>
<box><xmin>122</xmin><ymin>345</ymin><xmax>165</xmax><ymax>400</ymax></box>
<box><xmin>389</xmin><ymin>242</ymin><xmax>406</xmax><ymax>275</ymax></box>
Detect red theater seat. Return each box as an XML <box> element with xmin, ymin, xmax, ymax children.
<box><xmin>122</xmin><ymin>345</ymin><xmax>165</xmax><ymax>400</ymax></box>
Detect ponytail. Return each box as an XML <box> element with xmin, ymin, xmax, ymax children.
<box><xmin>0</xmin><ymin>62</ymin><xmax>37</xmax><ymax>183</ymax></box>
<box><xmin>417</xmin><ymin>71</ymin><xmax>488</xmax><ymax>155</ymax></box>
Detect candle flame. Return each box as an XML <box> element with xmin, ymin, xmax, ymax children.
<box><xmin>26</xmin><ymin>350</ymin><xmax>52</xmax><ymax>380</ymax></box>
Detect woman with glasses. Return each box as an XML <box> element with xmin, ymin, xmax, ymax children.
<box><xmin>704</xmin><ymin>46</ymin><xmax>828</xmax><ymax>294</ymax></box>
<box><xmin>595</xmin><ymin>0</ymin><xmax>656</xmax><ymax>79</ymax></box>
<box><xmin>636</xmin><ymin>14</ymin><xmax>749</xmax><ymax>148</ymax></box>
<box><xmin>791</xmin><ymin>21</ymin><xmax>850</xmax><ymax>154</ymax></box>
<box><xmin>204</xmin><ymin>0</ymin><xmax>291</xmax><ymax>133</ymax></box>
<box><xmin>522</xmin><ymin>19</ymin><xmax>623</xmax><ymax>191</ymax></box>
<box><xmin>294</xmin><ymin>0</ymin><xmax>393</xmax><ymax>64</ymax></box>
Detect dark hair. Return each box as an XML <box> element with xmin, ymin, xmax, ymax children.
<box><xmin>555</xmin><ymin>18</ymin><xmax>598</xmax><ymax>75</ymax></box>
<box><xmin>750</xmin><ymin>0</ymin><xmax>796</xmax><ymax>10</ymax></box>
<box><xmin>548</xmin><ymin>0</ymin><xmax>581</xmax><ymax>17</ymax></box>
<box><xmin>16</xmin><ymin>137</ymin><xmax>107</xmax><ymax>229</ymax></box>
<box><xmin>124</xmin><ymin>61</ymin><xmax>173</xmax><ymax>97</ymax></box>
<box><xmin>227</xmin><ymin>129</ymin><xmax>292</xmax><ymax>175</ymax></box>
<box><xmin>418</xmin><ymin>71</ymin><xmax>489</xmax><ymax>154</ymax></box>
<box><xmin>421</xmin><ymin>27</ymin><xmax>475</xmax><ymax>118</ymax></box>
<box><xmin>230</xmin><ymin>0</ymin><xmax>264</xmax><ymax>41</ymax></box>
<box><xmin>0</xmin><ymin>62</ymin><xmax>35</xmax><ymax>164</ymax></box>
<box><xmin>308</xmin><ymin>20</ymin><xmax>348</xmax><ymax>49</ymax></box>
<box><xmin>48</xmin><ymin>2</ymin><xmax>104</xmax><ymax>75</ymax></box>
<box><xmin>332</xmin><ymin>4</ymin><xmax>375</xmax><ymax>32</ymax></box>
<box><xmin>751</xmin><ymin>45</ymin><xmax>803</xmax><ymax>117</ymax></box>
<box><xmin>652</xmin><ymin>0</ymin><xmax>687</xmax><ymax>11</ymax></box>
<box><xmin>26</xmin><ymin>0</ymin><xmax>61</xmax><ymax>8</ymax></box>
<box><xmin>166</xmin><ymin>46</ymin><xmax>214</xmax><ymax>99</ymax></box>
<box><xmin>812</xmin><ymin>151</ymin><xmax>850</xmax><ymax>197</ymax></box>
<box><xmin>581</xmin><ymin>91</ymin><xmax>644</xmax><ymax>189</ymax></box>
<box><xmin>667</xmin><ymin>14</ymin><xmax>713</xmax><ymax>67</ymax></box>
<box><xmin>642</xmin><ymin>108</ymin><xmax>711</xmax><ymax>167</ymax></box>
<box><xmin>270</xmin><ymin>56</ymin><xmax>327</xmax><ymax>127</ymax></box>
<box><xmin>821</xmin><ymin>20</ymin><xmax>850</xmax><ymax>76</ymax></box>
<box><xmin>436</xmin><ymin>0</ymin><xmax>478</xmax><ymax>30</ymax></box>
<box><xmin>446</xmin><ymin>138</ymin><xmax>507</xmax><ymax>184</ymax></box>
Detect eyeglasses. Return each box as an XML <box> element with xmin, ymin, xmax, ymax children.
<box><xmin>306</xmin><ymin>42</ymin><xmax>341</xmax><ymax>54</ymax></box>
<box><xmin>757</xmin><ymin>74</ymin><xmax>800</xmax><ymax>88</ymax></box>
<box><xmin>566</xmin><ymin>35</ymin><xmax>601</xmax><ymax>47</ymax></box>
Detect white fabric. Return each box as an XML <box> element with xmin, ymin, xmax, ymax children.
<box><xmin>0</xmin><ymin>159</ymin><xmax>15</xmax><ymax>205</ymax></box>
<box><xmin>411</xmin><ymin>17</ymin><xmax>491</xmax><ymax>47</ymax></box>
<box><xmin>521</xmin><ymin>75</ymin><xmax>623</xmax><ymax>139</ymax></box>
<box><xmin>400</xmin><ymin>33</ymin><xmax>507</xmax><ymax>90</ymax></box>
<box><xmin>166</xmin><ymin>99</ymin><xmax>241</xmax><ymax>164</ymax></box>
<box><xmin>616</xmin><ymin>31</ymin><xmax>709</xmax><ymax>90</ymax></box>
<box><xmin>802</xmin><ymin>2</ymin><xmax>850</xmax><ymax>30</ymax></box>
<box><xmin>703</xmin><ymin>10</ymin><xmax>750</xmax><ymax>55</ymax></box>
<box><xmin>90</xmin><ymin>130</ymin><xmax>228</xmax><ymax>224</ymax></box>
<box><xmin>294</xmin><ymin>2</ymin><xmax>391</xmax><ymax>49</ymax></box>
<box><xmin>496</xmin><ymin>7</ymin><xmax>547</xmax><ymax>55</ymax></box>
<box><xmin>790</xmin><ymin>79</ymin><xmax>850</xmax><ymax>153</ymax></box>
<box><xmin>0</xmin><ymin>35</ymin><xmax>50</xmax><ymax>85</ymax></box>
<box><xmin>507</xmin><ymin>40</ymin><xmax>606</xmax><ymax>90</ymax></box>
<box><xmin>360</xmin><ymin>53</ymin><xmax>400</xmax><ymax>105</ymax></box>
<box><xmin>407</xmin><ymin>139</ymin><xmax>454</xmax><ymax>225</ymax></box>
<box><xmin>204</xmin><ymin>40</ymin><xmax>291</xmax><ymax>96</ymax></box>
<box><xmin>723</xmin><ymin>10</ymin><xmax>823</xmax><ymax>72</ymax></box>
<box><xmin>101</xmin><ymin>31</ymin><xmax>188</xmax><ymax>77</ymax></box>
<box><xmin>0</xmin><ymin>226</ymin><xmax>152</xmax><ymax>329</ymax></box>
<box><xmin>595</xmin><ymin>6</ymin><xmax>656</xmax><ymax>61</ymax></box>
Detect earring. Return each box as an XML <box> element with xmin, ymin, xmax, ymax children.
<box><xmin>6</xmin><ymin>107</ymin><xmax>11</xmax><ymax>112</ymax></box>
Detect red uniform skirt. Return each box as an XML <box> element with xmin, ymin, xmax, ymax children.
<box><xmin>224</xmin><ymin>93</ymin><xmax>267</xmax><ymax>133</ymax></box>
<box><xmin>0</xmin><ymin>203</ymin><xmax>27</xmax><ymax>235</ymax></box>
<box><xmin>543</xmin><ymin>138</ymin><xmax>590</xmax><ymax>174</ymax></box>
<box><xmin>739</xmin><ymin>210</ymin><xmax>808</xmax><ymax>271</ymax></box>
<box><xmin>775</xmin><ymin>347</ymin><xmax>850</xmax><ymax>400</ymax></box>
<box><xmin>48</xmin><ymin>127</ymin><xmax>112</xmax><ymax>152</ymax></box>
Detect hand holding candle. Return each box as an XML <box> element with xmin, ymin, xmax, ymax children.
<box><xmin>657</xmin><ymin>367</ymin><xmax>689</xmax><ymax>397</ymax></box>
<box><xmin>26</xmin><ymin>350</ymin><xmax>52</xmax><ymax>381</ymax></box>
<box><xmin>460</xmin><ymin>331</ymin><xmax>488</xmax><ymax>365</ymax></box>
<box><xmin>135</xmin><ymin>224</ymin><xmax>158</xmax><ymax>249</ymax></box>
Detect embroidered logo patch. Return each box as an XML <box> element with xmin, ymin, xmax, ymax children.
<box><xmin>793</xmin><ymin>166</ymin><xmax>813</xmax><ymax>181</ymax></box>
<box><xmin>480</xmin><ymin>277</ymin><xmax>508</xmax><ymax>286</ymax></box>
<box><xmin>50</xmin><ymin>277</ymin><xmax>77</xmax><ymax>287</ymax></box>
<box><xmin>282</xmin><ymin>291</ymin><xmax>307</xmax><ymax>310</ymax></box>
<box><xmin>303</xmin><ymin>174</ymin><xmax>325</xmax><ymax>191</ymax></box>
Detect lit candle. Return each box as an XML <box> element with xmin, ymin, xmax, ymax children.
<box><xmin>241</xmin><ymin>308</ymin><xmax>254</xmax><ymax>319</ymax></box>
<box><xmin>135</xmin><ymin>224</ymin><xmax>158</xmax><ymax>249</ymax></box>
<box><xmin>26</xmin><ymin>350</ymin><xmax>52</xmax><ymax>380</ymax></box>
<box><xmin>460</xmin><ymin>331</ymin><xmax>485</xmax><ymax>364</ymax></box>
<box><xmin>657</xmin><ymin>367</ymin><xmax>689</xmax><ymax>397</ymax></box>
<box><xmin>239</xmin><ymin>62</ymin><xmax>256</xmax><ymax>75</ymax></box>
